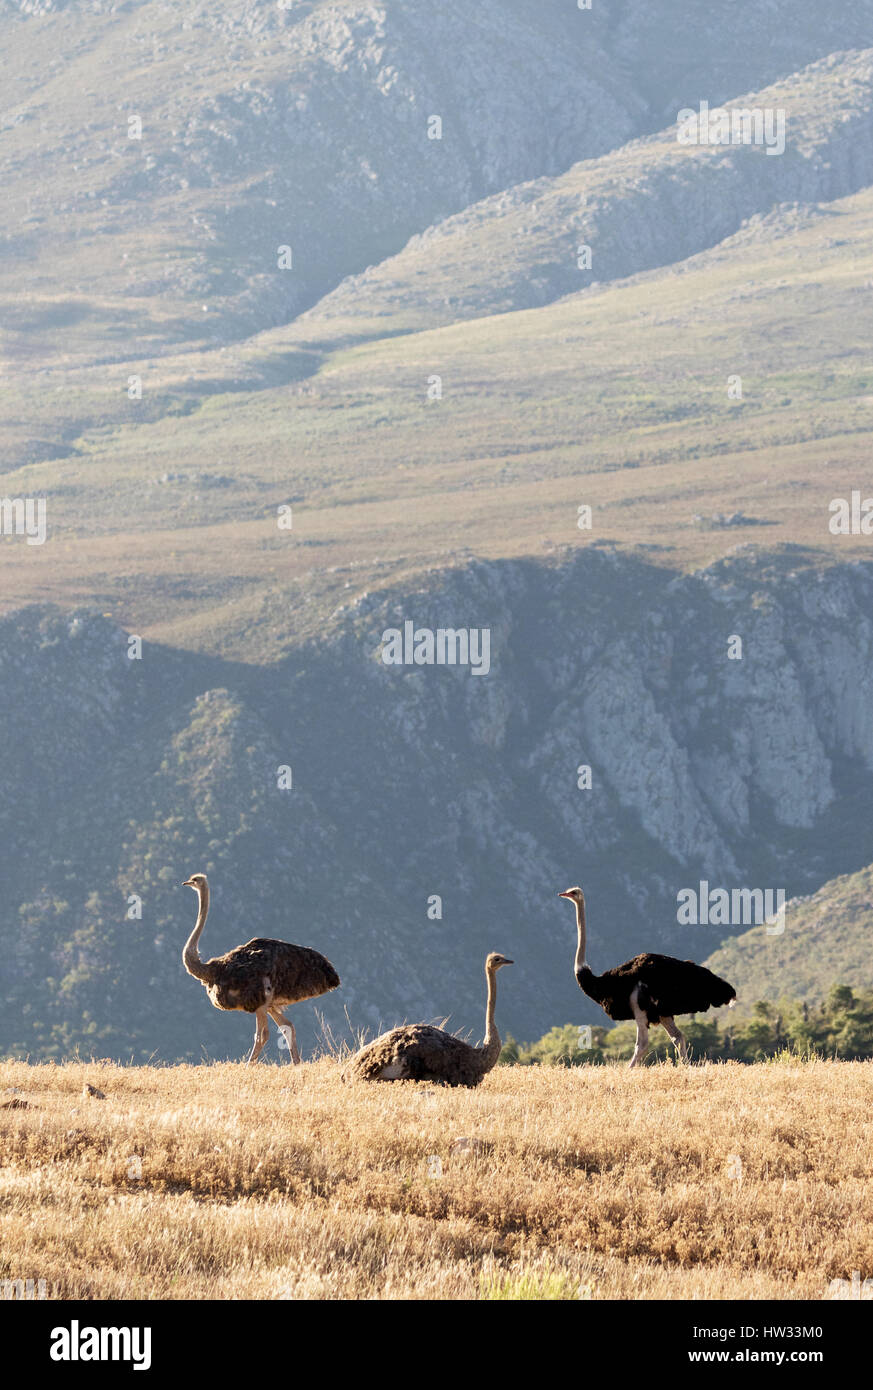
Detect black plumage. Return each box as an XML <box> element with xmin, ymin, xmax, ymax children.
<box><xmin>576</xmin><ymin>953</ymin><xmax>736</xmax><ymax>1023</ymax></box>
<box><xmin>559</xmin><ymin>886</ymin><xmax>735</xmax><ymax>1067</ymax></box>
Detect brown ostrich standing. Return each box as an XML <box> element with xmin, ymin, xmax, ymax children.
<box><xmin>182</xmin><ymin>873</ymin><xmax>340</xmax><ymax>1064</ymax></box>
<box><xmin>558</xmin><ymin>886</ymin><xmax>735</xmax><ymax>1067</ymax></box>
<box><xmin>343</xmin><ymin>952</ymin><xmax>513</xmax><ymax>1086</ymax></box>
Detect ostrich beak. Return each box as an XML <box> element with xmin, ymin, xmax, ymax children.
<box><xmin>182</xmin><ymin>878</ymin><xmax>195</xmax><ymax>888</ymax></box>
<box><xmin>558</xmin><ymin>890</ymin><xmax>572</xmax><ymax>899</ymax></box>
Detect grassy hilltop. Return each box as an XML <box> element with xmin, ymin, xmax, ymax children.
<box><xmin>3</xmin><ymin>181</ymin><xmax>873</xmax><ymax>654</ymax></box>
<box><xmin>707</xmin><ymin>864</ymin><xmax>873</xmax><ymax>1005</ymax></box>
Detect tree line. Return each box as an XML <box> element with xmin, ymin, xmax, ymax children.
<box><xmin>499</xmin><ymin>985</ymin><xmax>873</xmax><ymax>1065</ymax></box>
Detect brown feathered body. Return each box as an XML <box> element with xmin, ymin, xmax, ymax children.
<box><xmin>343</xmin><ymin>952</ymin><xmax>512</xmax><ymax>1087</ymax></box>
<box><xmin>198</xmin><ymin>938</ymin><xmax>340</xmax><ymax>1014</ymax></box>
<box><xmin>343</xmin><ymin>1023</ymin><xmax>499</xmax><ymax>1087</ymax></box>
<box><xmin>182</xmin><ymin>875</ymin><xmax>339</xmax><ymax>1014</ymax></box>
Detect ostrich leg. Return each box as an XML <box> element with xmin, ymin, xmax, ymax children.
<box><xmin>269</xmin><ymin>1005</ymin><xmax>301</xmax><ymax>1065</ymax></box>
<box><xmin>661</xmin><ymin>1016</ymin><xmax>688</xmax><ymax>1063</ymax></box>
<box><xmin>246</xmin><ymin>1007</ymin><xmax>270</xmax><ymax>1065</ymax></box>
<box><xmin>628</xmin><ymin>987</ymin><xmax>649</xmax><ymax>1069</ymax></box>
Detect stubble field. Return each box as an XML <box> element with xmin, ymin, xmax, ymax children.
<box><xmin>1</xmin><ymin>1058</ymin><xmax>871</xmax><ymax>1301</ymax></box>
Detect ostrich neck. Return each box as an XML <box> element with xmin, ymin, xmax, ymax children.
<box><xmin>183</xmin><ymin>886</ymin><xmax>211</xmax><ymax>981</ymax></box>
<box><xmin>574</xmin><ymin>896</ymin><xmax>588</xmax><ymax>975</ymax></box>
<box><xmin>479</xmin><ymin>967</ymin><xmax>501</xmax><ymax>1069</ymax></box>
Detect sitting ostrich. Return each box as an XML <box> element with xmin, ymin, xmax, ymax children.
<box><xmin>182</xmin><ymin>873</ymin><xmax>340</xmax><ymax>1064</ymax></box>
<box><xmin>558</xmin><ymin>886</ymin><xmax>735</xmax><ymax>1067</ymax></box>
<box><xmin>343</xmin><ymin>953</ymin><xmax>513</xmax><ymax>1086</ymax></box>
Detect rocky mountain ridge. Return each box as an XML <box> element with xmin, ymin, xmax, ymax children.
<box><xmin>5</xmin><ymin>2</ymin><xmax>873</xmax><ymax>355</ymax></box>
<box><xmin>4</xmin><ymin>547</ymin><xmax>873</xmax><ymax>1059</ymax></box>
<box><xmin>307</xmin><ymin>50</ymin><xmax>873</xmax><ymax>335</ymax></box>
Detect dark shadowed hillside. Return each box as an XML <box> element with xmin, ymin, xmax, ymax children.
<box><xmin>3</xmin><ymin>549</ymin><xmax>873</xmax><ymax>1059</ymax></box>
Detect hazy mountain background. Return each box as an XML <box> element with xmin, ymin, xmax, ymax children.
<box><xmin>2</xmin><ymin>0</ymin><xmax>873</xmax><ymax>1060</ymax></box>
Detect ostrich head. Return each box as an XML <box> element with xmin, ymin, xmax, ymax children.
<box><xmin>486</xmin><ymin>952</ymin><xmax>514</xmax><ymax>971</ymax></box>
<box><xmin>558</xmin><ymin>886</ymin><xmax>584</xmax><ymax>903</ymax></box>
<box><xmin>182</xmin><ymin>872</ymin><xmax>208</xmax><ymax>893</ymax></box>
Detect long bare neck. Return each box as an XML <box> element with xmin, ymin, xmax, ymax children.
<box><xmin>183</xmin><ymin>886</ymin><xmax>211</xmax><ymax>981</ymax></box>
<box><xmin>478</xmin><ymin>966</ymin><xmax>501</xmax><ymax>1070</ymax></box>
<box><xmin>574</xmin><ymin>896</ymin><xmax>588</xmax><ymax>975</ymax></box>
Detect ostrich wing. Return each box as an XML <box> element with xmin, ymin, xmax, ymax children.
<box><xmin>584</xmin><ymin>953</ymin><xmax>735</xmax><ymax>1021</ymax></box>
<box><xmin>634</xmin><ymin>954</ymin><xmax>736</xmax><ymax>1017</ymax></box>
<box><xmin>205</xmin><ymin>938</ymin><xmax>340</xmax><ymax>1010</ymax></box>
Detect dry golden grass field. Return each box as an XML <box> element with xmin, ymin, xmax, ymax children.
<box><xmin>1</xmin><ymin>1058</ymin><xmax>871</xmax><ymax>1301</ymax></box>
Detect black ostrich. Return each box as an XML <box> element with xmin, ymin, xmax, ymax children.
<box><xmin>558</xmin><ymin>887</ymin><xmax>736</xmax><ymax>1067</ymax></box>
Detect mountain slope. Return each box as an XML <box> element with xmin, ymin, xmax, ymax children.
<box><xmin>4</xmin><ymin>178</ymin><xmax>873</xmax><ymax>648</ymax></box>
<box><xmin>4</xmin><ymin>549</ymin><xmax>873</xmax><ymax>1059</ymax></box>
<box><xmin>4</xmin><ymin>2</ymin><xmax>873</xmax><ymax>361</ymax></box>
<box><xmin>0</xmin><ymin>0</ymin><xmax>642</xmax><ymax>357</ymax></box>
<box><xmin>305</xmin><ymin>50</ymin><xmax>873</xmax><ymax>337</ymax></box>
<box><xmin>706</xmin><ymin>864</ymin><xmax>873</xmax><ymax>1005</ymax></box>
<box><xmin>4</xmin><ymin>2</ymin><xmax>873</xmax><ymax>1066</ymax></box>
